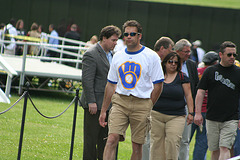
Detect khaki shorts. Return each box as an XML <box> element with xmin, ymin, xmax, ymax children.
<box><xmin>108</xmin><ymin>93</ymin><xmax>153</xmax><ymax>144</ymax></box>
<box><xmin>206</xmin><ymin>119</ymin><xmax>238</xmax><ymax>151</ymax></box>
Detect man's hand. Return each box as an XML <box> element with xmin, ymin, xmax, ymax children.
<box><xmin>194</xmin><ymin>89</ymin><xmax>205</xmax><ymax>126</ymax></box>
<box><xmin>98</xmin><ymin>82</ymin><xmax>116</xmax><ymax>128</ymax></box>
<box><xmin>88</xmin><ymin>103</ymin><xmax>97</xmax><ymax>115</ymax></box>
<box><xmin>99</xmin><ymin>112</ymin><xmax>107</xmax><ymax>127</ymax></box>
<box><xmin>194</xmin><ymin>113</ymin><xmax>203</xmax><ymax>126</ymax></box>
<box><xmin>187</xmin><ymin>114</ymin><xmax>194</xmax><ymax>125</ymax></box>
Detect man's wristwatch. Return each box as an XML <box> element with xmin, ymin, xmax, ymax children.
<box><xmin>188</xmin><ymin>112</ymin><xmax>194</xmax><ymax>116</ymax></box>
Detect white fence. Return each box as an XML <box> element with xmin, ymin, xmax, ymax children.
<box><xmin>0</xmin><ymin>31</ymin><xmax>91</xmax><ymax>68</ymax></box>
<box><xmin>0</xmin><ymin>32</ymin><xmax>91</xmax><ymax>96</ymax></box>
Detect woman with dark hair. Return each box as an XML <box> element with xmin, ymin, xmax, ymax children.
<box><xmin>150</xmin><ymin>52</ymin><xmax>194</xmax><ymax>160</ymax></box>
<box><xmin>15</xmin><ymin>19</ymin><xmax>26</xmax><ymax>55</ymax></box>
<box><xmin>16</xmin><ymin>19</ymin><xmax>25</xmax><ymax>36</ymax></box>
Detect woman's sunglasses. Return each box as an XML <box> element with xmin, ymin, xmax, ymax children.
<box><xmin>168</xmin><ymin>60</ymin><xmax>178</xmax><ymax>64</ymax></box>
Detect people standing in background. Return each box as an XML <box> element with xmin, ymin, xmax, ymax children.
<box><xmin>80</xmin><ymin>25</ymin><xmax>121</xmax><ymax>160</ymax></box>
<box><xmin>0</xmin><ymin>23</ymin><xmax>5</xmax><ymax>38</ymax></box>
<box><xmin>113</xmin><ymin>36</ymin><xmax>126</xmax><ymax>53</ymax></box>
<box><xmin>38</xmin><ymin>25</ymin><xmax>44</xmax><ymax>34</ymax></box>
<box><xmin>47</xmin><ymin>24</ymin><xmax>59</xmax><ymax>57</ymax></box>
<box><xmin>154</xmin><ymin>36</ymin><xmax>174</xmax><ymax>61</ymax></box>
<box><xmin>4</xmin><ymin>18</ymin><xmax>17</xmax><ymax>55</ymax></box>
<box><xmin>66</xmin><ymin>19</ymin><xmax>81</xmax><ymax>34</ymax></box>
<box><xmin>63</xmin><ymin>24</ymin><xmax>81</xmax><ymax>67</ymax></box>
<box><xmin>194</xmin><ymin>41</ymin><xmax>240</xmax><ymax>160</ymax></box>
<box><xmin>38</xmin><ymin>25</ymin><xmax>48</xmax><ymax>44</ymax></box>
<box><xmin>86</xmin><ymin>35</ymin><xmax>98</xmax><ymax>46</ymax></box>
<box><xmin>28</xmin><ymin>22</ymin><xmax>40</xmax><ymax>56</ymax></box>
<box><xmin>15</xmin><ymin>19</ymin><xmax>26</xmax><ymax>55</ymax></box>
<box><xmin>142</xmin><ymin>36</ymin><xmax>174</xmax><ymax>160</ymax></box>
<box><xmin>190</xmin><ymin>40</ymin><xmax>206</xmax><ymax>65</ymax></box>
<box><xmin>175</xmin><ymin>39</ymin><xmax>199</xmax><ymax>160</ymax></box>
<box><xmin>16</xmin><ymin>19</ymin><xmax>25</xmax><ymax>36</ymax></box>
<box><xmin>190</xmin><ymin>51</ymin><xmax>219</xmax><ymax>160</ymax></box>
<box><xmin>64</xmin><ymin>24</ymin><xmax>80</xmax><ymax>41</ymax></box>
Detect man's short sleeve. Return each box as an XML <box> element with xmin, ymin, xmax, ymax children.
<box><xmin>197</xmin><ymin>67</ymin><xmax>209</xmax><ymax>90</ymax></box>
<box><xmin>151</xmin><ymin>54</ymin><xmax>164</xmax><ymax>84</ymax></box>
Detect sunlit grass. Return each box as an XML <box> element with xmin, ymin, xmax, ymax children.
<box><xmin>134</xmin><ymin>0</ymin><xmax>240</xmax><ymax>9</ymax></box>
<box><xmin>0</xmin><ymin>90</ymin><xmax>210</xmax><ymax>159</ymax></box>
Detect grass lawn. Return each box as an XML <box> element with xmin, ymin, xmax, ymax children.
<box><xmin>135</xmin><ymin>0</ymin><xmax>240</xmax><ymax>9</ymax></box>
<box><xmin>0</xmin><ymin>90</ymin><xmax>210</xmax><ymax>159</ymax></box>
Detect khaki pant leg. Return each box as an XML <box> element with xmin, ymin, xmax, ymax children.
<box><xmin>150</xmin><ymin>111</ymin><xmax>166</xmax><ymax>160</ymax></box>
<box><xmin>165</xmin><ymin>115</ymin><xmax>185</xmax><ymax>160</ymax></box>
<box><xmin>150</xmin><ymin>110</ymin><xmax>185</xmax><ymax>160</ymax></box>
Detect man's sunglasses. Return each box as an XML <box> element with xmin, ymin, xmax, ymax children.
<box><xmin>168</xmin><ymin>60</ymin><xmax>178</xmax><ymax>64</ymax></box>
<box><xmin>226</xmin><ymin>53</ymin><xmax>238</xmax><ymax>57</ymax></box>
<box><xmin>123</xmin><ymin>32</ymin><xmax>140</xmax><ymax>37</ymax></box>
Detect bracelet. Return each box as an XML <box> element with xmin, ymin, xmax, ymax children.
<box><xmin>188</xmin><ymin>112</ymin><xmax>194</xmax><ymax>116</ymax></box>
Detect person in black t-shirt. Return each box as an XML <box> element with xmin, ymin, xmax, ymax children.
<box><xmin>194</xmin><ymin>41</ymin><xmax>240</xmax><ymax>160</ymax></box>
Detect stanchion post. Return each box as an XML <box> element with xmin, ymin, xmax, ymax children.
<box><xmin>17</xmin><ymin>82</ymin><xmax>30</xmax><ymax>160</ymax></box>
<box><xmin>19</xmin><ymin>43</ymin><xmax>28</xmax><ymax>95</ymax></box>
<box><xmin>69</xmin><ymin>88</ymin><xmax>79</xmax><ymax>160</ymax></box>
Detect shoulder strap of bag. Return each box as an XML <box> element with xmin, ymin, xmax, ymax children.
<box><xmin>179</xmin><ymin>72</ymin><xmax>184</xmax><ymax>81</ymax></box>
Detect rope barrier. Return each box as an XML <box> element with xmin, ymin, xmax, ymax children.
<box><xmin>1</xmin><ymin>86</ymin><xmax>80</xmax><ymax>159</ymax></box>
<box><xmin>0</xmin><ymin>91</ymin><xmax>27</xmax><ymax>115</ymax></box>
<box><xmin>28</xmin><ymin>93</ymin><xmax>76</xmax><ymax>119</ymax></box>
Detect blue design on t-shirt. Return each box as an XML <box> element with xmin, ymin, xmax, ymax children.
<box><xmin>118</xmin><ymin>61</ymin><xmax>141</xmax><ymax>90</ymax></box>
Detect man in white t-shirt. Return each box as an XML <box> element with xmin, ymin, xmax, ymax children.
<box><xmin>99</xmin><ymin>20</ymin><xmax>164</xmax><ymax>160</ymax></box>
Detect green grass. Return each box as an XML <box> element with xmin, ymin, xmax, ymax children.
<box><xmin>134</xmin><ymin>0</ymin><xmax>240</xmax><ymax>9</ymax></box>
<box><xmin>0</xmin><ymin>90</ymin><xmax>210</xmax><ymax>159</ymax></box>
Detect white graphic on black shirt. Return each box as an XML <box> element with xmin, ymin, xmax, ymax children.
<box><xmin>215</xmin><ymin>71</ymin><xmax>235</xmax><ymax>89</ymax></box>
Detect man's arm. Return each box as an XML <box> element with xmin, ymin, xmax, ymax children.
<box><xmin>151</xmin><ymin>82</ymin><xmax>163</xmax><ymax>105</ymax></box>
<box><xmin>99</xmin><ymin>82</ymin><xmax>117</xmax><ymax>127</ymax></box>
<box><xmin>194</xmin><ymin>89</ymin><xmax>206</xmax><ymax>126</ymax></box>
<box><xmin>82</xmin><ymin>51</ymin><xmax>97</xmax><ymax>113</ymax></box>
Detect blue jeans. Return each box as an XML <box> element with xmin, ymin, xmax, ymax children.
<box><xmin>233</xmin><ymin>97</ymin><xmax>240</xmax><ymax>156</ymax></box>
<box><xmin>190</xmin><ymin>112</ymin><xmax>208</xmax><ymax>160</ymax></box>
<box><xmin>178</xmin><ymin>106</ymin><xmax>191</xmax><ymax>160</ymax></box>
<box><xmin>234</xmin><ymin>129</ymin><xmax>240</xmax><ymax>156</ymax></box>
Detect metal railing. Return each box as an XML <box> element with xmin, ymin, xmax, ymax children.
<box><xmin>0</xmin><ymin>32</ymin><xmax>91</xmax><ymax>95</ymax></box>
<box><xmin>0</xmin><ymin>31</ymin><xmax>91</xmax><ymax>69</ymax></box>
